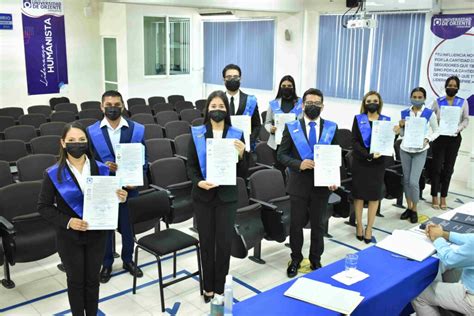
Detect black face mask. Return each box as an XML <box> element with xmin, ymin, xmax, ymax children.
<box><xmin>65</xmin><ymin>142</ymin><xmax>88</xmax><ymax>159</ymax></box>
<box><xmin>281</xmin><ymin>87</ymin><xmax>293</xmax><ymax>99</ymax></box>
<box><xmin>365</xmin><ymin>103</ymin><xmax>379</xmax><ymax>113</ymax></box>
<box><xmin>225</xmin><ymin>79</ymin><xmax>240</xmax><ymax>92</ymax></box>
<box><xmin>446</xmin><ymin>88</ymin><xmax>458</xmax><ymax>97</ymax></box>
<box><xmin>304</xmin><ymin>104</ymin><xmax>321</xmax><ymax>120</ymax></box>
<box><xmin>104</xmin><ymin>106</ymin><xmax>122</xmax><ymax>121</ymax></box>
<box><xmin>209</xmin><ymin>110</ymin><xmax>227</xmax><ymax>123</ymax></box>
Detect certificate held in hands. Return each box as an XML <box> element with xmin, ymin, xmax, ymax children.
<box><xmin>403</xmin><ymin>117</ymin><xmax>426</xmax><ymax>149</ymax></box>
<box><xmin>230</xmin><ymin>115</ymin><xmax>251</xmax><ymax>151</ymax></box>
<box><xmin>439</xmin><ymin>106</ymin><xmax>461</xmax><ymax>136</ymax></box>
<box><xmin>83</xmin><ymin>176</ymin><xmax>121</xmax><ymax>230</ymax></box>
<box><xmin>370</xmin><ymin>120</ymin><xmax>394</xmax><ymax>156</ymax></box>
<box><xmin>115</xmin><ymin>143</ymin><xmax>145</xmax><ymax>186</ymax></box>
<box><xmin>314</xmin><ymin>145</ymin><xmax>341</xmax><ymax>187</ymax></box>
<box><xmin>206</xmin><ymin>138</ymin><xmax>238</xmax><ymax>186</ymax></box>
<box><xmin>274</xmin><ymin>113</ymin><xmax>296</xmax><ymax>145</ymax></box>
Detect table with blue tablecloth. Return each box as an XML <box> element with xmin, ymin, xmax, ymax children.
<box><xmin>233</xmin><ymin>246</ymin><xmax>439</xmax><ymax>315</ymax></box>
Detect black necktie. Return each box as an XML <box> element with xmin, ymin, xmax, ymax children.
<box><xmin>230</xmin><ymin>96</ymin><xmax>235</xmax><ymax>115</ymax></box>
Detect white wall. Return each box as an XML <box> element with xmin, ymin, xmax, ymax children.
<box><xmin>0</xmin><ymin>0</ymin><xmax>102</xmax><ymax>109</ymax></box>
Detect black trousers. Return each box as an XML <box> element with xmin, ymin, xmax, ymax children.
<box><xmin>430</xmin><ymin>135</ymin><xmax>462</xmax><ymax>197</ymax></box>
<box><xmin>194</xmin><ymin>197</ymin><xmax>237</xmax><ymax>294</ymax></box>
<box><xmin>272</xmin><ymin>147</ymin><xmax>287</xmax><ymax>181</ymax></box>
<box><xmin>289</xmin><ymin>191</ymin><xmax>329</xmax><ymax>264</ymax></box>
<box><xmin>57</xmin><ymin>229</ymin><xmax>107</xmax><ymax>316</ymax></box>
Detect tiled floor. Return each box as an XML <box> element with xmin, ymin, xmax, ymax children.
<box><xmin>0</xmin><ymin>181</ymin><xmax>472</xmax><ymax>315</ymax></box>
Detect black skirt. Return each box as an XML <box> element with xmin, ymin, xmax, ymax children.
<box><xmin>351</xmin><ymin>156</ymin><xmax>386</xmax><ymax>201</ymax></box>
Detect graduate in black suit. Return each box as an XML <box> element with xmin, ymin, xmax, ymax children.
<box><xmin>223</xmin><ymin>64</ymin><xmax>261</xmax><ymax>151</ymax></box>
<box><xmin>86</xmin><ymin>90</ymin><xmax>147</xmax><ymax>283</ymax></box>
<box><xmin>38</xmin><ymin>122</ymin><xmax>128</xmax><ymax>316</ymax></box>
<box><xmin>277</xmin><ymin>88</ymin><xmax>339</xmax><ymax>278</ymax></box>
<box><xmin>187</xmin><ymin>90</ymin><xmax>249</xmax><ymax>302</ymax></box>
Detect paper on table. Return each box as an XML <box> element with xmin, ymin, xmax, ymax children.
<box><xmin>206</xmin><ymin>138</ymin><xmax>237</xmax><ymax>186</ymax></box>
<box><xmin>284</xmin><ymin>277</ymin><xmax>364</xmax><ymax>315</ymax></box>
<box><xmin>115</xmin><ymin>143</ymin><xmax>144</xmax><ymax>186</ymax></box>
<box><xmin>83</xmin><ymin>176</ymin><xmax>121</xmax><ymax>230</ymax></box>
<box><xmin>439</xmin><ymin>106</ymin><xmax>461</xmax><ymax>136</ymax></box>
<box><xmin>274</xmin><ymin>113</ymin><xmax>296</xmax><ymax>145</ymax></box>
<box><xmin>376</xmin><ymin>229</ymin><xmax>435</xmax><ymax>262</ymax></box>
<box><xmin>403</xmin><ymin>117</ymin><xmax>426</xmax><ymax>149</ymax></box>
<box><xmin>370</xmin><ymin>120</ymin><xmax>395</xmax><ymax>156</ymax></box>
<box><xmin>230</xmin><ymin>115</ymin><xmax>251</xmax><ymax>151</ymax></box>
<box><xmin>331</xmin><ymin>269</ymin><xmax>369</xmax><ymax>286</ymax></box>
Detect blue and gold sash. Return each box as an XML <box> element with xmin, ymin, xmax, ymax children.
<box><xmin>356</xmin><ymin>113</ymin><xmax>391</xmax><ymax>148</ymax></box>
<box><xmin>269</xmin><ymin>97</ymin><xmax>303</xmax><ymax>117</ymax></box>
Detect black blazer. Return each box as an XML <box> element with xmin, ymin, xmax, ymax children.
<box><xmin>351</xmin><ymin>116</ymin><xmax>385</xmax><ymax>165</ymax></box>
<box><xmin>277</xmin><ymin>118</ymin><xmax>339</xmax><ymax>198</ymax></box>
<box><xmin>38</xmin><ymin>159</ymin><xmax>104</xmax><ymax>233</ymax></box>
<box><xmin>187</xmin><ymin>123</ymin><xmax>249</xmax><ymax>203</ymax></box>
<box><xmin>236</xmin><ymin>91</ymin><xmax>261</xmax><ymax>143</ymax></box>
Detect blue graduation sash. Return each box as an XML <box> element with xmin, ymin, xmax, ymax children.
<box><xmin>437</xmin><ymin>96</ymin><xmax>464</xmax><ymax>108</ymax></box>
<box><xmin>87</xmin><ymin>120</ymin><xmax>145</xmax><ymax>163</ymax></box>
<box><xmin>286</xmin><ymin>119</ymin><xmax>337</xmax><ymax>160</ymax></box>
<box><xmin>356</xmin><ymin>113</ymin><xmax>391</xmax><ymax>148</ymax></box>
<box><xmin>47</xmin><ymin>161</ymin><xmax>109</xmax><ymax>218</ymax></box>
<box><xmin>401</xmin><ymin>107</ymin><xmax>433</xmax><ymax>121</ymax></box>
<box><xmin>242</xmin><ymin>95</ymin><xmax>258</xmax><ymax>116</ymax></box>
<box><xmin>191</xmin><ymin>125</ymin><xmax>243</xmax><ymax>179</ymax></box>
<box><xmin>269</xmin><ymin>97</ymin><xmax>303</xmax><ymax>117</ymax></box>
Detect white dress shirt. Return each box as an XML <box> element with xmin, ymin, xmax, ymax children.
<box><xmin>213</xmin><ymin>130</ymin><xmax>223</xmax><ymax>139</ymax></box>
<box><xmin>100</xmin><ymin>117</ymin><xmax>129</xmax><ymax>153</ymax></box>
<box><xmin>66</xmin><ymin>156</ymin><xmax>91</xmax><ymax>193</ymax></box>
<box><xmin>400</xmin><ymin>105</ymin><xmax>439</xmax><ymax>153</ymax></box>
<box><xmin>304</xmin><ymin>116</ymin><xmax>321</xmax><ymax>142</ymax></box>
<box><xmin>226</xmin><ymin>90</ymin><xmax>240</xmax><ymax>115</ymax></box>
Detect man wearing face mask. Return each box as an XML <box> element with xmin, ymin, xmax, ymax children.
<box><xmin>429</xmin><ymin>76</ymin><xmax>469</xmax><ymax>210</ymax></box>
<box><xmin>277</xmin><ymin>88</ymin><xmax>339</xmax><ymax>278</ymax></box>
<box><xmin>222</xmin><ymin>64</ymin><xmax>261</xmax><ymax>152</ymax></box>
<box><xmin>87</xmin><ymin>90</ymin><xmax>148</xmax><ymax>283</ymax></box>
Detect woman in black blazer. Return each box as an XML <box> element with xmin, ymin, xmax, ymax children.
<box><xmin>37</xmin><ymin>122</ymin><xmax>128</xmax><ymax>316</ymax></box>
<box><xmin>187</xmin><ymin>90</ymin><xmax>249</xmax><ymax>302</ymax></box>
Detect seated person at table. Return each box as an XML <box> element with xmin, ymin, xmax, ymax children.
<box><xmin>412</xmin><ymin>225</ymin><xmax>474</xmax><ymax>315</ymax></box>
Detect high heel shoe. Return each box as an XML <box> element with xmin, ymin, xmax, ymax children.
<box><xmin>364</xmin><ymin>229</ymin><xmax>372</xmax><ymax>244</ymax></box>
<box><xmin>356</xmin><ymin>225</ymin><xmax>363</xmax><ymax>241</ymax></box>
<box><xmin>203</xmin><ymin>293</ymin><xmax>214</xmax><ymax>303</ymax></box>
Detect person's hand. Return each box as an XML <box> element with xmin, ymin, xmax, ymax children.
<box><xmin>399</xmin><ymin>119</ymin><xmax>405</xmax><ymax>127</ymax></box>
<box><xmin>198</xmin><ymin>181</ymin><xmax>219</xmax><ymax>190</ymax></box>
<box><xmin>270</xmin><ymin>126</ymin><xmax>277</xmax><ymax>134</ymax></box>
<box><xmin>426</xmin><ymin>224</ymin><xmax>444</xmax><ymax>241</ymax></box>
<box><xmin>234</xmin><ymin>140</ymin><xmax>245</xmax><ymax>158</ymax></box>
<box><xmin>424</xmin><ymin>138</ymin><xmax>429</xmax><ymax>146</ymax></box>
<box><xmin>300</xmin><ymin>159</ymin><xmax>315</xmax><ymax>170</ymax></box>
<box><xmin>69</xmin><ymin>218</ymin><xmax>88</xmax><ymax>231</ymax></box>
<box><xmin>116</xmin><ymin>189</ymin><xmax>128</xmax><ymax>203</ymax></box>
<box><xmin>105</xmin><ymin>161</ymin><xmax>118</xmax><ymax>172</ymax></box>
<box><xmin>373</xmin><ymin>153</ymin><xmax>382</xmax><ymax>159</ymax></box>
<box><xmin>393</xmin><ymin>125</ymin><xmax>401</xmax><ymax>135</ymax></box>
<box><xmin>328</xmin><ymin>185</ymin><xmax>338</xmax><ymax>191</ymax></box>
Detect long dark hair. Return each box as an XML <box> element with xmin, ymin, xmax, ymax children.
<box><xmin>57</xmin><ymin>122</ymin><xmax>93</xmax><ymax>182</ymax></box>
<box><xmin>444</xmin><ymin>75</ymin><xmax>460</xmax><ymax>89</ymax></box>
<box><xmin>203</xmin><ymin>90</ymin><xmax>232</xmax><ymax>126</ymax></box>
<box><xmin>275</xmin><ymin>75</ymin><xmax>298</xmax><ymax>102</ymax></box>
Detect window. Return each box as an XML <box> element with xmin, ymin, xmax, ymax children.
<box><xmin>144</xmin><ymin>16</ymin><xmax>190</xmax><ymax>76</ymax></box>
<box><xmin>203</xmin><ymin>20</ymin><xmax>275</xmax><ymax>90</ymax></box>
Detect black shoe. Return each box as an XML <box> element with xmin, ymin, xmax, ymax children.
<box><xmin>310</xmin><ymin>262</ymin><xmax>322</xmax><ymax>271</ymax></box>
<box><xmin>356</xmin><ymin>225</ymin><xmax>363</xmax><ymax>241</ymax></box>
<box><xmin>123</xmin><ymin>262</ymin><xmax>143</xmax><ymax>278</ymax></box>
<box><xmin>364</xmin><ymin>229</ymin><xmax>372</xmax><ymax>244</ymax></box>
<box><xmin>203</xmin><ymin>293</ymin><xmax>214</xmax><ymax>303</ymax></box>
<box><xmin>287</xmin><ymin>260</ymin><xmax>301</xmax><ymax>278</ymax></box>
<box><xmin>100</xmin><ymin>267</ymin><xmax>112</xmax><ymax>283</ymax></box>
<box><xmin>400</xmin><ymin>208</ymin><xmax>412</xmax><ymax>220</ymax></box>
<box><xmin>410</xmin><ymin>211</ymin><xmax>418</xmax><ymax>224</ymax></box>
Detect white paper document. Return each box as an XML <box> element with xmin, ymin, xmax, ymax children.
<box><xmin>439</xmin><ymin>106</ymin><xmax>461</xmax><ymax>136</ymax></box>
<box><xmin>403</xmin><ymin>117</ymin><xmax>426</xmax><ymax>149</ymax></box>
<box><xmin>284</xmin><ymin>277</ymin><xmax>364</xmax><ymax>315</ymax></box>
<box><xmin>206</xmin><ymin>138</ymin><xmax>237</xmax><ymax>186</ymax></box>
<box><xmin>274</xmin><ymin>113</ymin><xmax>296</xmax><ymax>145</ymax></box>
<box><xmin>83</xmin><ymin>176</ymin><xmax>121</xmax><ymax>230</ymax></box>
<box><xmin>115</xmin><ymin>143</ymin><xmax>145</xmax><ymax>186</ymax></box>
<box><xmin>230</xmin><ymin>115</ymin><xmax>251</xmax><ymax>151</ymax></box>
<box><xmin>314</xmin><ymin>145</ymin><xmax>341</xmax><ymax>187</ymax></box>
<box><xmin>376</xmin><ymin>229</ymin><xmax>435</xmax><ymax>262</ymax></box>
<box><xmin>332</xmin><ymin>269</ymin><xmax>370</xmax><ymax>286</ymax></box>
<box><xmin>370</xmin><ymin>120</ymin><xmax>395</xmax><ymax>156</ymax></box>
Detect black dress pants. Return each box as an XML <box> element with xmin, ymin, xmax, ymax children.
<box><xmin>430</xmin><ymin>134</ymin><xmax>462</xmax><ymax>197</ymax></box>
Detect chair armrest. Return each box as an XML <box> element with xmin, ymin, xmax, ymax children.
<box><xmin>249</xmin><ymin>198</ymin><xmax>278</xmax><ymax>211</ymax></box>
<box><xmin>167</xmin><ymin>180</ymin><xmax>192</xmax><ymax>191</ymax></box>
<box><xmin>236</xmin><ymin>203</ymin><xmax>262</xmax><ymax>214</ymax></box>
<box><xmin>269</xmin><ymin>196</ymin><xmax>290</xmax><ymax>204</ymax></box>
<box><xmin>0</xmin><ymin>216</ymin><xmax>15</xmax><ymax>235</ymax></box>
<box><xmin>174</xmin><ymin>154</ymin><xmax>188</xmax><ymax>161</ymax></box>
<box><xmin>255</xmin><ymin>162</ymin><xmax>273</xmax><ymax>169</ymax></box>
<box><xmin>385</xmin><ymin>168</ymin><xmax>403</xmax><ymax>177</ymax></box>
<box><xmin>12</xmin><ymin>212</ymin><xmax>42</xmax><ymax>223</ymax></box>
<box><xmin>149</xmin><ymin>184</ymin><xmax>175</xmax><ymax>200</ymax></box>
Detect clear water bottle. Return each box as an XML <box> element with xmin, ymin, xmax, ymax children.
<box><xmin>224</xmin><ymin>274</ymin><xmax>233</xmax><ymax>315</ymax></box>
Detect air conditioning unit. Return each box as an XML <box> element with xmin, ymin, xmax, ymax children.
<box><xmin>365</xmin><ymin>0</ymin><xmax>440</xmax><ymax>13</ymax></box>
<box><xmin>198</xmin><ymin>9</ymin><xmax>234</xmax><ymax>17</ymax></box>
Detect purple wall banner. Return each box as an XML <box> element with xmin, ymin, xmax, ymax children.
<box><xmin>22</xmin><ymin>0</ymin><xmax>68</xmax><ymax>95</ymax></box>
<box><xmin>426</xmin><ymin>14</ymin><xmax>474</xmax><ymax>115</ymax></box>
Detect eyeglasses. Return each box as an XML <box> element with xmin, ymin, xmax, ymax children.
<box><xmin>304</xmin><ymin>102</ymin><xmax>323</xmax><ymax>107</ymax></box>
<box><xmin>225</xmin><ymin>75</ymin><xmax>241</xmax><ymax>81</ymax></box>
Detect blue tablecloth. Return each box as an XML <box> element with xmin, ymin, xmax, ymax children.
<box><xmin>234</xmin><ymin>246</ymin><xmax>439</xmax><ymax>316</ymax></box>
